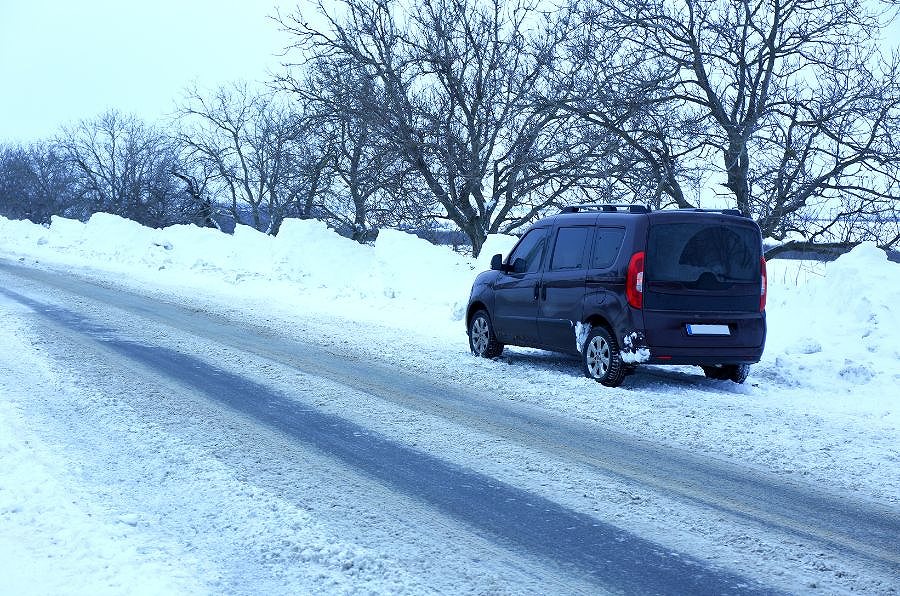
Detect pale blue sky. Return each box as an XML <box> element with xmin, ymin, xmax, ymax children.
<box><xmin>0</xmin><ymin>0</ymin><xmax>298</xmax><ymax>142</ymax></box>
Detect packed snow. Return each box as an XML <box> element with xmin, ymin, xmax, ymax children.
<box><xmin>1</xmin><ymin>213</ymin><xmax>899</xmax><ymax>594</ymax></box>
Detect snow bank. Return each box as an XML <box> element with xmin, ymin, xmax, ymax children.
<box><xmin>761</xmin><ymin>243</ymin><xmax>900</xmax><ymax>408</ymax></box>
<box><xmin>0</xmin><ymin>214</ymin><xmax>494</xmax><ymax>328</ymax></box>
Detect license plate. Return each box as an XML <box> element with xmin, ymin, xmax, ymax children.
<box><xmin>686</xmin><ymin>324</ymin><xmax>730</xmax><ymax>336</ymax></box>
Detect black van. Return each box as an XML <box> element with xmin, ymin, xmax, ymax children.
<box><xmin>465</xmin><ymin>204</ymin><xmax>767</xmax><ymax>386</ymax></box>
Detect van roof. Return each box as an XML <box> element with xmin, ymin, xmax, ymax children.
<box><xmin>559</xmin><ymin>204</ymin><xmax>747</xmax><ymax>218</ymax></box>
<box><xmin>524</xmin><ymin>205</ymin><xmax>758</xmax><ymax>234</ymax></box>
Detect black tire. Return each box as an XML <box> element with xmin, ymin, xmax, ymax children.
<box><xmin>703</xmin><ymin>364</ymin><xmax>751</xmax><ymax>384</ymax></box>
<box><xmin>582</xmin><ymin>327</ymin><xmax>626</xmax><ymax>387</ymax></box>
<box><xmin>468</xmin><ymin>310</ymin><xmax>504</xmax><ymax>358</ymax></box>
<box><xmin>727</xmin><ymin>364</ymin><xmax>751</xmax><ymax>384</ymax></box>
<box><xmin>702</xmin><ymin>366</ymin><xmax>730</xmax><ymax>380</ymax></box>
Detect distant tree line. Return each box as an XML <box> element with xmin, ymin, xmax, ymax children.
<box><xmin>2</xmin><ymin>0</ymin><xmax>898</xmax><ymax>257</ymax></box>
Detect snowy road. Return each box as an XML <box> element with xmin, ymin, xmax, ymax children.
<box><xmin>1</xmin><ymin>259</ymin><xmax>898</xmax><ymax>594</ymax></box>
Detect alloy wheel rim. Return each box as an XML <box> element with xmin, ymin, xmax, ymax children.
<box><xmin>471</xmin><ymin>318</ymin><xmax>489</xmax><ymax>355</ymax></box>
<box><xmin>586</xmin><ymin>336</ymin><xmax>610</xmax><ymax>378</ymax></box>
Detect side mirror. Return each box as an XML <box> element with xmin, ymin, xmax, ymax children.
<box><xmin>512</xmin><ymin>257</ymin><xmax>528</xmax><ymax>274</ymax></box>
<box><xmin>490</xmin><ymin>253</ymin><xmax>503</xmax><ymax>271</ymax></box>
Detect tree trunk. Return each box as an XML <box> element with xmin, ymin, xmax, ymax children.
<box><xmin>724</xmin><ymin>139</ymin><xmax>750</xmax><ymax>213</ymax></box>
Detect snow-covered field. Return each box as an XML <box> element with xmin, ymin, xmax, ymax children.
<box><xmin>1</xmin><ymin>213</ymin><xmax>899</xmax><ymax>593</ymax></box>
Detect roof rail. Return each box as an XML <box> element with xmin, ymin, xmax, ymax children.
<box><xmin>677</xmin><ymin>207</ymin><xmax>747</xmax><ymax>217</ymax></box>
<box><xmin>560</xmin><ymin>203</ymin><xmax>651</xmax><ymax>214</ymax></box>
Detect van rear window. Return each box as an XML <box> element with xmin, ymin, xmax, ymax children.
<box><xmin>647</xmin><ymin>223</ymin><xmax>759</xmax><ymax>283</ymax></box>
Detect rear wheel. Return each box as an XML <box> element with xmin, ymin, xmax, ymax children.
<box><xmin>703</xmin><ymin>364</ymin><xmax>750</xmax><ymax>384</ymax></box>
<box><xmin>583</xmin><ymin>327</ymin><xmax>626</xmax><ymax>387</ymax></box>
<box><xmin>727</xmin><ymin>364</ymin><xmax>751</xmax><ymax>384</ymax></box>
<box><xmin>702</xmin><ymin>366</ymin><xmax>729</xmax><ymax>380</ymax></box>
<box><xmin>468</xmin><ymin>310</ymin><xmax>504</xmax><ymax>358</ymax></box>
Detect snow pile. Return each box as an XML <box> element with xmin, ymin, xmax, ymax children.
<box><xmin>372</xmin><ymin>229</ymin><xmax>473</xmax><ymax>309</ymax></box>
<box><xmin>761</xmin><ymin>243</ymin><xmax>900</xmax><ymax>400</ymax></box>
<box><xmin>274</xmin><ymin>218</ymin><xmax>374</xmax><ymax>288</ymax></box>
<box><xmin>0</xmin><ymin>214</ymin><xmax>497</xmax><ymax>328</ymax></box>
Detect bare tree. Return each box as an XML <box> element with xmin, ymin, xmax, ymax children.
<box><xmin>59</xmin><ymin>111</ymin><xmax>199</xmax><ymax>227</ymax></box>
<box><xmin>177</xmin><ymin>83</ymin><xmax>312</xmax><ymax>234</ymax></box>
<box><xmin>546</xmin><ymin>7</ymin><xmax>710</xmax><ymax>209</ymax></box>
<box><xmin>170</xmin><ymin>168</ymin><xmax>220</xmax><ymax>230</ymax></box>
<box><xmin>0</xmin><ymin>142</ymin><xmax>80</xmax><ymax>224</ymax></box>
<box><xmin>285</xmin><ymin>53</ymin><xmax>427</xmax><ymax>241</ymax></box>
<box><xmin>573</xmin><ymin>0</ymin><xmax>900</xmax><ymax>251</ymax></box>
<box><xmin>278</xmin><ymin>0</ymin><xmax>604</xmax><ymax>255</ymax></box>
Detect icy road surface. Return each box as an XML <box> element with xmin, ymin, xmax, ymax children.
<box><xmin>1</xmin><ymin>259</ymin><xmax>898</xmax><ymax>594</ymax></box>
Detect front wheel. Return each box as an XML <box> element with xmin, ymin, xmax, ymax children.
<box><xmin>582</xmin><ymin>327</ymin><xmax>626</xmax><ymax>387</ymax></box>
<box><xmin>468</xmin><ymin>310</ymin><xmax>504</xmax><ymax>358</ymax></box>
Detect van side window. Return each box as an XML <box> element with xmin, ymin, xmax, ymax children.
<box><xmin>592</xmin><ymin>227</ymin><xmax>625</xmax><ymax>269</ymax></box>
<box><xmin>507</xmin><ymin>228</ymin><xmax>547</xmax><ymax>273</ymax></box>
<box><xmin>550</xmin><ymin>227</ymin><xmax>590</xmax><ymax>271</ymax></box>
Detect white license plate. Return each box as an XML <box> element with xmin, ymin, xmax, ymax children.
<box><xmin>686</xmin><ymin>324</ymin><xmax>730</xmax><ymax>336</ymax></box>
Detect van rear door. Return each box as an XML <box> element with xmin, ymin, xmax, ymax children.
<box><xmin>642</xmin><ymin>214</ymin><xmax>765</xmax><ymax>351</ymax></box>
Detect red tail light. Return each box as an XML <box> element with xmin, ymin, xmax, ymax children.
<box><xmin>626</xmin><ymin>251</ymin><xmax>645</xmax><ymax>309</ymax></box>
<box><xmin>760</xmin><ymin>256</ymin><xmax>767</xmax><ymax>312</ymax></box>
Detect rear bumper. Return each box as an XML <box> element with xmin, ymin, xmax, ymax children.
<box><xmin>620</xmin><ymin>334</ymin><xmax>764</xmax><ymax>365</ymax></box>
<box><xmin>621</xmin><ymin>313</ymin><xmax>766</xmax><ymax>366</ymax></box>
<box><xmin>645</xmin><ymin>346</ymin><xmax>765</xmax><ymax>366</ymax></box>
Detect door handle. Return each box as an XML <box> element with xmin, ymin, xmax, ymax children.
<box><xmin>533</xmin><ymin>282</ymin><xmax>540</xmax><ymax>301</ymax></box>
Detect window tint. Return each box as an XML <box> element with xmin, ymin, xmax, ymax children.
<box><xmin>550</xmin><ymin>227</ymin><xmax>590</xmax><ymax>270</ymax></box>
<box><xmin>647</xmin><ymin>223</ymin><xmax>760</xmax><ymax>283</ymax></box>
<box><xmin>592</xmin><ymin>227</ymin><xmax>625</xmax><ymax>269</ymax></box>
<box><xmin>507</xmin><ymin>228</ymin><xmax>547</xmax><ymax>273</ymax></box>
